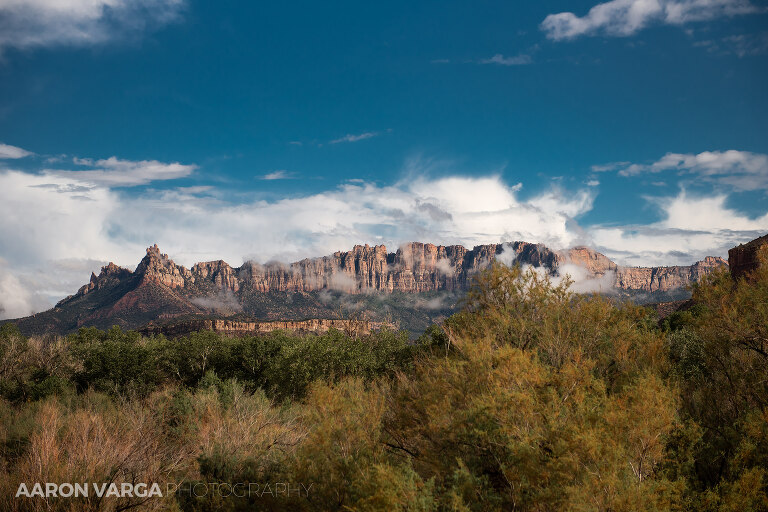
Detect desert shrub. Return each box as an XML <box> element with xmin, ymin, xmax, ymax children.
<box><xmin>446</xmin><ymin>263</ymin><xmax>668</xmax><ymax>391</ymax></box>
<box><xmin>2</xmin><ymin>254</ymin><xmax>767</xmax><ymax>511</ymax></box>
<box><xmin>666</xmin><ymin>246</ymin><xmax>768</xmax><ymax>508</ymax></box>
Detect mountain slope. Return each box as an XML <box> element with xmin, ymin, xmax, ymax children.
<box><xmin>9</xmin><ymin>242</ymin><xmax>727</xmax><ymax>336</ymax></box>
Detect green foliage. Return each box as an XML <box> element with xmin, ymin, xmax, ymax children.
<box><xmin>2</xmin><ymin>255</ymin><xmax>768</xmax><ymax>511</ymax></box>
<box><xmin>69</xmin><ymin>326</ymin><xmax>165</xmax><ymax>396</ymax></box>
<box><xmin>661</xmin><ymin>303</ymin><xmax>707</xmax><ymax>332</ymax></box>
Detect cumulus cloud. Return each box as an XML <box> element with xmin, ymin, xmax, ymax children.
<box><xmin>2</xmin><ymin>155</ymin><xmax>766</xmax><ymax>319</ymax></box>
<box><xmin>0</xmin><ymin>169</ymin><xmax>594</xmax><ymax>318</ymax></box>
<box><xmin>0</xmin><ymin>142</ymin><xmax>33</xmax><ymax>159</ymax></box>
<box><xmin>541</xmin><ymin>0</ymin><xmax>760</xmax><ymax>41</ymax></box>
<box><xmin>49</xmin><ymin>156</ymin><xmax>196</xmax><ymax>186</ymax></box>
<box><xmin>617</xmin><ymin>150</ymin><xmax>768</xmax><ymax>191</ymax></box>
<box><xmin>330</xmin><ymin>132</ymin><xmax>379</xmax><ymax>144</ymax></box>
<box><xmin>0</xmin><ymin>0</ymin><xmax>185</xmax><ymax>52</ymax></box>
<box><xmin>591</xmin><ymin>191</ymin><xmax>768</xmax><ymax>266</ymax></box>
<box><xmin>480</xmin><ymin>53</ymin><xmax>532</xmax><ymax>66</ymax></box>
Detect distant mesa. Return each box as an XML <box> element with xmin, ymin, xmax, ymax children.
<box><xmin>9</xmin><ymin>240</ymin><xmax>729</xmax><ymax>336</ymax></box>
<box><xmin>139</xmin><ymin>318</ymin><xmax>393</xmax><ymax>339</ymax></box>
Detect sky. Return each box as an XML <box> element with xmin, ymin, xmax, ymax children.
<box><xmin>0</xmin><ymin>0</ymin><xmax>767</xmax><ymax>319</ymax></box>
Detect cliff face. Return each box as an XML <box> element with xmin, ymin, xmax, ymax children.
<box><xmin>139</xmin><ymin>318</ymin><xmax>393</xmax><ymax>338</ymax></box>
<box><xmin>203</xmin><ymin>241</ymin><xmax>559</xmax><ymax>293</ymax></box>
<box><xmin>561</xmin><ymin>247</ymin><xmax>618</xmax><ymax>276</ymax></box>
<box><xmin>614</xmin><ymin>256</ymin><xmax>727</xmax><ymax>292</ymax></box>
<box><xmin>61</xmin><ymin>241</ymin><xmax>726</xmax><ymax>303</ymax></box>
<box><xmin>15</xmin><ymin>240</ymin><xmax>727</xmax><ymax>337</ymax></box>
<box><xmin>729</xmin><ymin>234</ymin><xmax>768</xmax><ymax>280</ymax></box>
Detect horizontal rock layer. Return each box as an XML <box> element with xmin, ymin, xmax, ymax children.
<box><xmin>63</xmin><ymin>242</ymin><xmax>726</xmax><ymax>305</ymax></box>
<box><xmin>139</xmin><ymin>318</ymin><xmax>392</xmax><ymax>338</ymax></box>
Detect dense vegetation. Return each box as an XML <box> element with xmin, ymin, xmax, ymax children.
<box><xmin>0</xmin><ymin>249</ymin><xmax>766</xmax><ymax>511</ymax></box>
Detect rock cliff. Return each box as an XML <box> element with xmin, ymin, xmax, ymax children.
<box><xmin>614</xmin><ymin>256</ymin><xmax>727</xmax><ymax>292</ymax></box>
<box><xmin>60</xmin><ymin>241</ymin><xmax>726</xmax><ymax>303</ymax></box>
<box><xmin>14</xmin><ymin>240</ymin><xmax>727</xmax><ymax>336</ymax></box>
<box><xmin>139</xmin><ymin>318</ymin><xmax>393</xmax><ymax>338</ymax></box>
<box><xmin>729</xmin><ymin>234</ymin><xmax>768</xmax><ymax>280</ymax></box>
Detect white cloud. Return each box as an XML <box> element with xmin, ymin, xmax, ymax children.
<box><xmin>0</xmin><ymin>0</ymin><xmax>185</xmax><ymax>52</ymax></box>
<box><xmin>330</xmin><ymin>132</ymin><xmax>379</xmax><ymax>144</ymax></box>
<box><xmin>542</xmin><ymin>0</ymin><xmax>760</xmax><ymax>41</ymax></box>
<box><xmin>2</xmin><ymin>155</ymin><xmax>766</xmax><ymax>319</ymax></box>
<box><xmin>617</xmin><ymin>150</ymin><xmax>768</xmax><ymax>191</ymax></box>
<box><xmin>591</xmin><ymin>191</ymin><xmax>768</xmax><ymax>266</ymax></box>
<box><xmin>0</xmin><ymin>142</ymin><xmax>33</xmax><ymax>159</ymax></box>
<box><xmin>48</xmin><ymin>156</ymin><xmax>196</xmax><ymax>186</ymax></box>
<box><xmin>480</xmin><ymin>53</ymin><xmax>532</xmax><ymax>66</ymax></box>
<box><xmin>0</xmin><ymin>170</ymin><xmax>594</xmax><ymax>318</ymax></box>
<box><xmin>259</xmin><ymin>170</ymin><xmax>295</xmax><ymax>180</ymax></box>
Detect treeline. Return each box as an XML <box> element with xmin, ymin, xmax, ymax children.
<box><xmin>0</xmin><ymin>249</ymin><xmax>766</xmax><ymax>511</ymax></box>
<box><xmin>0</xmin><ymin>324</ymin><xmax>416</xmax><ymax>403</ymax></box>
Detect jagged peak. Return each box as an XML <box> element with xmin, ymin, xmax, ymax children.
<box><xmin>135</xmin><ymin>244</ymin><xmax>177</xmax><ymax>274</ymax></box>
<box><xmin>100</xmin><ymin>262</ymin><xmax>130</xmax><ymax>277</ymax></box>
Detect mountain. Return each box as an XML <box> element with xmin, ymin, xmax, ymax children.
<box><xmin>8</xmin><ymin>242</ymin><xmax>727</xmax><ymax>336</ymax></box>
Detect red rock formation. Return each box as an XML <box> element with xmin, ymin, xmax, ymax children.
<box><xmin>62</xmin><ymin>242</ymin><xmax>729</xmax><ymax>305</ymax></box>
<box><xmin>561</xmin><ymin>246</ymin><xmax>618</xmax><ymax>276</ymax></box>
<box><xmin>139</xmin><ymin>318</ymin><xmax>393</xmax><ymax>338</ymax></box>
<box><xmin>729</xmin><ymin>234</ymin><xmax>768</xmax><ymax>280</ymax></box>
<box><xmin>134</xmin><ymin>244</ymin><xmax>190</xmax><ymax>288</ymax></box>
<box><xmin>614</xmin><ymin>256</ymin><xmax>727</xmax><ymax>292</ymax></box>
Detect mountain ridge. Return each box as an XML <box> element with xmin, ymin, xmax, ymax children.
<box><xmin>11</xmin><ymin>241</ymin><xmax>727</xmax><ymax>336</ymax></box>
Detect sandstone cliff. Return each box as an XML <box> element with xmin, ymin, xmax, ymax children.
<box><xmin>729</xmin><ymin>234</ymin><xmax>768</xmax><ymax>280</ymax></box>
<box><xmin>139</xmin><ymin>318</ymin><xmax>392</xmax><ymax>338</ymax></box>
<box><xmin>61</xmin><ymin>241</ymin><xmax>726</xmax><ymax>304</ymax></box>
<box><xmin>614</xmin><ymin>256</ymin><xmax>727</xmax><ymax>292</ymax></box>
<box><xmin>15</xmin><ymin>240</ymin><xmax>728</xmax><ymax>337</ymax></box>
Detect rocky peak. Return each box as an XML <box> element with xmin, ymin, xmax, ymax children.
<box><xmin>134</xmin><ymin>245</ymin><xmax>189</xmax><ymax>288</ymax></box>
<box><xmin>695</xmin><ymin>256</ymin><xmax>728</xmax><ymax>268</ymax></box>
<box><xmin>560</xmin><ymin>246</ymin><xmax>618</xmax><ymax>276</ymax></box>
<box><xmin>58</xmin><ymin>261</ymin><xmax>133</xmax><ymax>305</ymax></box>
<box><xmin>191</xmin><ymin>260</ymin><xmax>239</xmax><ymax>291</ymax></box>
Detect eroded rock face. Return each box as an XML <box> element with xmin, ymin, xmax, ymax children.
<box><xmin>139</xmin><ymin>318</ymin><xmax>393</xmax><ymax>338</ymax></box>
<box><xmin>58</xmin><ymin>262</ymin><xmax>133</xmax><ymax>306</ymax></box>
<box><xmin>192</xmin><ymin>260</ymin><xmax>239</xmax><ymax>292</ymax></box>
<box><xmin>561</xmin><ymin>247</ymin><xmax>618</xmax><ymax>276</ymax></box>
<box><xmin>614</xmin><ymin>256</ymin><xmax>727</xmax><ymax>292</ymax></box>
<box><xmin>729</xmin><ymin>234</ymin><xmax>768</xmax><ymax>280</ymax></box>
<box><xmin>135</xmin><ymin>244</ymin><xmax>191</xmax><ymax>288</ymax></box>
<box><xmin>63</xmin><ymin>242</ymin><xmax>728</xmax><ymax>305</ymax></box>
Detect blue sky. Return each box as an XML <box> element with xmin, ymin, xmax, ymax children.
<box><xmin>0</xmin><ymin>0</ymin><xmax>767</xmax><ymax>317</ymax></box>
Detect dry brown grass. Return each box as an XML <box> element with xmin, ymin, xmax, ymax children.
<box><xmin>0</xmin><ymin>384</ymin><xmax>303</xmax><ymax>512</ymax></box>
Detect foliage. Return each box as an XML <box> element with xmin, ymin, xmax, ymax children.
<box><xmin>1</xmin><ymin>256</ymin><xmax>767</xmax><ymax>510</ymax></box>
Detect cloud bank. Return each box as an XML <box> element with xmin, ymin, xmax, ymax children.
<box><xmin>1</xmin><ymin>142</ymin><xmax>766</xmax><ymax>319</ymax></box>
<box><xmin>542</xmin><ymin>0</ymin><xmax>760</xmax><ymax>41</ymax></box>
<box><xmin>0</xmin><ymin>167</ymin><xmax>596</xmax><ymax>318</ymax></box>
<box><xmin>0</xmin><ymin>0</ymin><xmax>185</xmax><ymax>52</ymax></box>
<box><xmin>617</xmin><ymin>150</ymin><xmax>768</xmax><ymax>191</ymax></box>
